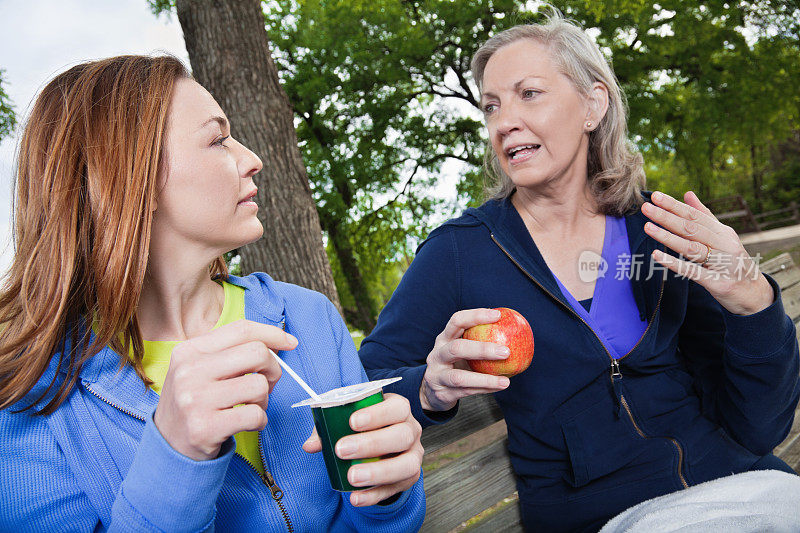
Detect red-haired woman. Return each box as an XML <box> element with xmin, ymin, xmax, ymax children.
<box><xmin>0</xmin><ymin>55</ymin><xmax>424</xmax><ymax>532</ymax></box>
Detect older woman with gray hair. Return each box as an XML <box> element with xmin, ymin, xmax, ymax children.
<box><xmin>359</xmin><ymin>10</ymin><xmax>800</xmax><ymax>532</ymax></box>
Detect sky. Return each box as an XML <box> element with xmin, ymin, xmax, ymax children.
<box><xmin>0</xmin><ymin>0</ymin><xmax>188</xmax><ymax>276</ymax></box>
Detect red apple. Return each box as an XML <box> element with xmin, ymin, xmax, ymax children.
<box><xmin>463</xmin><ymin>307</ymin><xmax>534</xmax><ymax>377</ymax></box>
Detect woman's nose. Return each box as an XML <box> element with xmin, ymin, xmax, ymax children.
<box><xmin>236</xmin><ymin>140</ymin><xmax>263</xmax><ymax>178</ymax></box>
<box><xmin>494</xmin><ymin>104</ymin><xmax>523</xmax><ymax>137</ymax></box>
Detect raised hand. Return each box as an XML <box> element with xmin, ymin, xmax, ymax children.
<box><xmin>642</xmin><ymin>190</ymin><xmax>774</xmax><ymax>315</ymax></box>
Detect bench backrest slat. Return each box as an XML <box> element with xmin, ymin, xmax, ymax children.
<box><xmin>761</xmin><ymin>253</ymin><xmax>795</xmax><ymax>275</ymax></box>
<box><xmin>781</xmin><ymin>282</ymin><xmax>800</xmax><ymax>323</ymax></box>
<box><xmin>421</xmin><ymin>437</ymin><xmax>517</xmax><ymax>532</ymax></box>
<box><xmin>421</xmin><ymin>394</ymin><xmax>504</xmax><ymax>455</ymax></box>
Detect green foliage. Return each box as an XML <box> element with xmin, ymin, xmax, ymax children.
<box><xmin>262</xmin><ymin>0</ymin><xmax>518</xmax><ymax>328</ymax></box>
<box><xmin>0</xmin><ymin>70</ymin><xmax>16</xmax><ymax>141</ymax></box>
<box><xmin>147</xmin><ymin>0</ymin><xmax>175</xmax><ymax>16</ymax></box>
<box><xmin>153</xmin><ymin>0</ymin><xmax>800</xmax><ymax>329</ymax></box>
<box><xmin>224</xmin><ymin>251</ymin><xmax>242</xmax><ymax>276</ymax></box>
<box><xmin>260</xmin><ymin>0</ymin><xmax>800</xmax><ymax>328</ymax></box>
<box><xmin>556</xmin><ymin>0</ymin><xmax>800</xmax><ymax>209</ymax></box>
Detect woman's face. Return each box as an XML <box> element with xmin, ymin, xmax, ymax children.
<box><xmin>481</xmin><ymin>39</ymin><xmax>599</xmax><ymax>190</ymax></box>
<box><xmin>153</xmin><ymin>78</ymin><xmax>263</xmax><ymax>258</ymax></box>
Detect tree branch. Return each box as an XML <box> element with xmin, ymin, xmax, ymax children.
<box><xmin>359</xmin><ymin>152</ymin><xmax>471</xmax><ymax>224</ymax></box>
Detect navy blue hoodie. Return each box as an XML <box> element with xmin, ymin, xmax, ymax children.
<box><xmin>360</xmin><ymin>194</ymin><xmax>799</xmax><ymax>532</ymax></box>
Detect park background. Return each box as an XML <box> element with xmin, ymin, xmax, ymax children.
<box><xmin>1</xmin><ymin>0</ymin><xmax>799</xmax><ymax>342</ymax></box>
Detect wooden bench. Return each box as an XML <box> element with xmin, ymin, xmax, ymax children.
<box><xmin>420</xmin><ymin>252</ymin><xmax>800</xmax><ymax>532</ymax></box>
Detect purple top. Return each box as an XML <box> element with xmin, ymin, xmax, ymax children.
<box><xmin>552</xmin><ymin>215</ymin><xmax>647</xmax><ymax>359</ymax></box>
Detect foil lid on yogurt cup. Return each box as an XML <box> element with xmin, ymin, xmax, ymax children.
<box><xmin>291</xmin><ymin>377</ymin><xmax>402</xmax><ymax>408</ymax></box>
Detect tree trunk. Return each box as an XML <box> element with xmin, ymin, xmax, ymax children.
<box><xmin>750</xmin><ymin>142</ymin><xmax>763</xmax><ymax>213</ymax></box>
<box><xmin>325</xmin><ymin>219</ymin><xmax>377</xmax><ymax>333</ymax></box>
<box><xmin>175</xmin><ymin>0</ymin><xmax>340</xmax><ymax>312</ymax></box>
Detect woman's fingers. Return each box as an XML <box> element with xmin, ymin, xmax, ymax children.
<box><xmin>649</xmin><ymin>191</ymin><xmax>718</xmax><ymax>228</ymax></box>
<box><xmin>651</xmin><ymin>249</ymin><xmax>710</xmax><ymax>282</ymax></box>
<box><xmin>435</xmin><ymin>338</ymin><xmax>509</xmax><ymax>365</ymax></box>
<box><xmin>185</xmin><ymin>319</ymin><xmax>298</xmax><ymax>355</ymax></box>
<box><xmin>642</xmin><ymin>200</ymin><xmax>724</xmax><ymax>254</ymax></box>
<box><xmin>199</xmin><ymin>341</ymin><xmax>282</xmax><ymax>385</ymax></box>
<box><xmin>337</xmin><ymin>395</ymin><xmax>418</xmax><ymax>458</ymax></box>
<box><xmin>422</xmin><ymin>309</ymin><xmax>512</xmax><ymax>412</ymax></box>
<box><xmin>216</xmin><ymin>403</ymin><xmax>269</xmax><ymax>436</ymax></box>
<box><xmin>213</xmin><ymin>372</ymin><xmax>271</xmax><ymax>410</ymax></box>
<box><xmin>428</xmin><ymin>383</ymin><xmax>505</xmax><ymax>410</ymax></box>
<box><xmin>302</xmin><ymin>427</ymin><xmax>322</xmax><ymax>453</ymax></box>
<box><xmin>684</xmin><ymin>190</ymin><xmax>718</xmax><ymax>220</ymax></box>
<box><xmin>350</xmin><ymin>476</ymin><xmax>419</xmax><ymax>507</ymax></box>
<box><xmin>437</xmin><ymin>367</ymin><xmax>508</xmax><ymax>391</ymax></box>
<box><xmin>644</xmin><ymin>222</ymin><xmax>711</xmax><ymax>264</ymax></box>
<box><xmin>332</xmin><ymin>393</ymin><xmax>424</xmax><ymax>506</ymax></box>
<box><xmin>438</xmin><ymin>308</ymin><xmax>501</xmax><ymax>343</ymax></box>
<box><xmin>336</xmin><ymin>422</ymin><xmax>417</xmax><ymax>460</ymax></box>
<box><xmin>348</xmin><ymin>393</ymin><xmax>409</xmax><ymax>431</ymax></box>
<box><xmin>423</xmin><ymin>368</ymin><xmax>509</xmax><ymax>411</ymax></box>
<box><xmin>347</xmin><ymin>450</ymin><xmax>422</xmax><ymax>490</ymax></box>
<box><xmin>638</xmin><ymin>190</ymin><xmax>771</xmax><ymax>316</ymax></box>
<box><xmin>154</xmin><ymin>320</ymin><xmax>295</xmax><ymax>461</ymax></box>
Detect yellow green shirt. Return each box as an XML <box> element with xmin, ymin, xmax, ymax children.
<box><xmin>139</xmin><ymin>281</ymin><xmax>266</xmax><ymax>475</ymax></box>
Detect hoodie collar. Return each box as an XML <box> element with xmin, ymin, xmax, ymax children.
<box><xmin>227</xmin><ymin>272</ymin><xmax>286</xmax><ymax>326</ymax></box>
<box><xmin>455</xmin><ymin>191</ymin><xmax>660</xmax><ymax>319</ymax></box>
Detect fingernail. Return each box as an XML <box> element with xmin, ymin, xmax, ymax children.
<box><xmin>351</xmin><ymin>493</ymin><xmax>361</xmax><ymax>506</ymax></box>
<box><xmin>351</xmin><ymin>412</ymin><xmax>369</xmax><ymax>429</ymax></box>
<box><xmin>336</xmin><ymin>439</ymin><xmax>357</xmax><ymax>458</ymax></box>
<box><xmin>349</xmin><ymin>467</ymin><xmax>370</xmax><ymax>484</ymax></box>
<box><xmin>499</xmin><ymin>377</ymin><xmax>510</xmax><ymax>387</ymax></box>
<box><xmin>652</xmin><ymin>191</ymin><xmax>662</xmax><ymax>201</ymax></box>
<box><xmin>489</xmin><ymin>309</ymin><xmax>501</xmax><ymax>319</ymax></box>
<box><xmin>496</xmin><ymin>346</ymin><xmax>510</xmax><ymax>357</ymax></box>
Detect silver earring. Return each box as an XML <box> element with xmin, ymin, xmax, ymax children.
<box><xmin>586</xmin><ymin>121</ymin><xmax>593</xmax><ymax>128</ymax></box>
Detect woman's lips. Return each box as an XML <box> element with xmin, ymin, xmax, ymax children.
<box><xmin>508</xmin><ymin>146</ymin><xmax>539</xmax><ymax>165</ymax></box>
<box><xmin>238</xmin><ymin>196</ymin><xmax>257</xmax><ymax>207</ymax></box>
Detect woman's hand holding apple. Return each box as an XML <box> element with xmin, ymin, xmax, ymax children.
<box><xmin>420</xmin><ymin>308</ymin><xmax>512</xmax><ymax>412</ymax></box>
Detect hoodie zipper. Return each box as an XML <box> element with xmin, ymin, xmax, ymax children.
<box><xmin>84</xmin><ymin>383</ymin><xmax>147</xmax><ymax>422</ymax></box>
<box><xmin>257</xmin><ymin>432</ymin><xmax>293</xmax><ymax>532</ymax></box>
<box><xmin>83</xmin><ymin>383</ymin><xmax>296</xmax><ymax>529</ymax></box>
<box><xmin>490</xmin><ymin>234</ymin><xmax>688</xmax><ymax>489</ymax></box>
<box><xmin>236</xmin><ymin>445</ymin><xmax>294</xmax><ymax>532</ymax></box>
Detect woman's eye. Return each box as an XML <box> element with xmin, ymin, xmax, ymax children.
<box><xmin>483</xmin><ymin>103</ymin><xmax>497</xmax><ymax>114</ymax></box>
<box><xmin>213</xmin><ymin>135</ymin><xmax>230</xmax><ymax>147</ymax></box>
<box><xmin>522</xmin><ymin>89</ymin><xmax>539</xmax><ymax>99</ymax></box>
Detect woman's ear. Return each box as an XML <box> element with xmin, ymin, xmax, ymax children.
<box><xmin>585</xmin><ymin>82</ymin><xmax>609</xmax><ymax>131</ymax></box>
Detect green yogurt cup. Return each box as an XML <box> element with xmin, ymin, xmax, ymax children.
<box><xmin>292</xmin><ymin>377</ymin><xmax>402</xmax><ymax>492</ymax></box>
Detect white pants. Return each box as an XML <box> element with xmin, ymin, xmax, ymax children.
<box><xmin>600</xmin><ymin>470</ymin><xmax>800</xmax><ymax>532</ymax></box>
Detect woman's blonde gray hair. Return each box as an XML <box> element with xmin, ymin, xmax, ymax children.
<box><xmin>471</xmin><ymin>9</ymin><xmax>645</xmax><ymax>216</ymax></box>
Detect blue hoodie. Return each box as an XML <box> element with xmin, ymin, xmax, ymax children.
<box><xmin>360</xmin><ymin>194</ymin><xmax>799</xmax><ymax>532</ymax></box>
<box><xmin>0</xmin><ymin>273</ymin><xmax>425</xmax><ymax>532</ymax></box>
